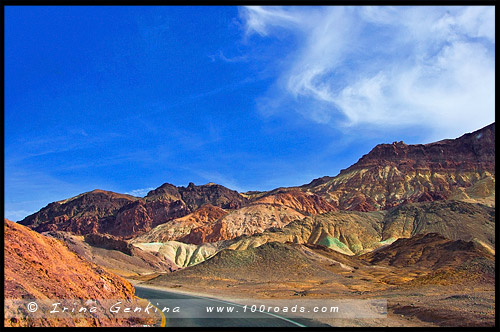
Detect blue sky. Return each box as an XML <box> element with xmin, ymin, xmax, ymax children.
<box><xmin>5</xmin><ymin>6</ymin><xmax>495</xmax><ymax>221</ymax></box>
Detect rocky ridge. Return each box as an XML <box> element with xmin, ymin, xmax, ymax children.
<box><xmin>225</xmin><ymin>200</ymin><xmax>495</xmax><ymax>256</ymax></box>
<box><xmin>16</xmin><ymin>123</ymin><xmax>495</xmax><ymax>250</ymax></box>
<box><xmin>302</xmin><ymin>123</ymin><xmax>495</xmax><ymax>211</ymax></box>
<box><xmin>4</xmin><ymin>219</ymin><xmax>155</xmax><ymax>327</ymax></box>
<box><xmin>178</xmin><ymin>203</ymin><xmax>306</xmax><ymax>245</ymax></box>
<box><xmin>19</xmin><ymin>182</ymin><xmax>248</xmax><ymax>238</ymax></box>
<box><xmin>132</xmin><ymin>204</ymin><xmax>228</xmax><ymax>243</ymax></box>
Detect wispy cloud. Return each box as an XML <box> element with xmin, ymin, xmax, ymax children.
<box><xmin>209</xmin><ymin>50</ymin><xmax>248</xmax><ymax>63</ymax></box>
<box><xmin>124</xmin><ymin>187</ymin><xmax>155</xmax><ymax>197</ymax></box>
<box><xmin>240</xmin><ymin>6</ymin><xmax>495</xmax><ymax>140</ymax></box>
<box><xmin>191</xmin><ymin>170</ymin><xmax>245</xmax><ymax>193</ymax></box>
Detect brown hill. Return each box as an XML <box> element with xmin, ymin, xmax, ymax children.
<box><xmin>381</xmin><ymin>200</ymin><xmax>495</xmax><ymax>249</ymax></box>
<box><xmin>146</xmin><ymin>242</ymin><xmax>347</xmax><ymax>288</ymax></box>
<box><xmin>253</xmin><ymin>189</ymin><xmax>338</xmax><ymax>215</ymax></box>
<box><xmin>360</xmin><ymin>232</ymin><xmax>494</xmax><ymax>269</ymax></box>
<box><xmin>302</xmin><ymin>123</ymin><xmax>495</xmax><ymax>211</ymax></box>
<box><xmin>179</xmin><ymin>204</ymin><xmax>305</xmax><ymax>244</ymax></box>
<box><xmin>225</xmin><ymin>200</ymin><xmax>494</xmax><ymax>256</ymax></box>
<box><xmin>19</xmin><ymin>182</ymin><xmax>247</xmax><ymax>238</ymax></box>
<box><xmin>18</xmin><ymin>190</ymin><xmax>140</xmax><ymax>235</ymax></box>
<box><xmin>360</xmin><ymin>232</ymin><xmax>495</xmax><ymax>287</ymax></box>
<box><xmin>146</xmin><ymin>232</ymin><xmax>494</xmax><ymax>296</ymax></box>
<box><xmin>132</xmin><ymin>204</ymin><xmax>228</xmax><ymax>243</ymax></box>
<box><xmin>4</xmin><ymin>220</ymin><xmax>155</xmax><ymax>327</ymax></box>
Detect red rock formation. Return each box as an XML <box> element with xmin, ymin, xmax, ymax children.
<box><xmin>186</xmin><ymin>204</ymin><xmax>228</xmax><ymax>223</ymax></box>
<box><xmin>4</xmin><ymin>219</ymin><xmax>153</xmax><ymax>327</ymax></box>
<box><xmin>132</xmin><ymin>204</ymin><xmax>229</xmax><ymax>243</ymax></box>
<box><xmin>254</xmin><ymin>189</ymin><xmax>338</xmax><ymax>215</ymax></box>
<box><xmin>180</xmin><ymin>204</ymin><xmax>305</xmax><ymax>245</ymax></box>
<box><xmin>19</xmin><ymin>182</ymin><xmax>247</xmax><ymax>238</ymax></box>
<box><xmin>112</xmin><ymin>199</ymin><xmax>190</xmax><ymax>238</ymax></box>
<box><xmin>177</xmin><ymin>182</ymin><xmax>248</xmax><ymax>211</ymax></box>
<box><xmin>18</xmin><ymin>190</ymin><xmax>140</xmax><ymax>235</ymax></box>
<box><xmin>303</xmin><ymin>123</ymin><xmax>495</xmax><ymax>210</ymax></box>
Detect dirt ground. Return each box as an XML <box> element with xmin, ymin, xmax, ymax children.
<box><xmin>130</xmin><ymin>273</ymin><xmax>495</xmax><ymax>327</ymax></box>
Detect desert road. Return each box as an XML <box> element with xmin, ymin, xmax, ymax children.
<box><xmin>134</xmin><ymin>286</ymin><xmax>330</xmax><ymax>327</ymax></box>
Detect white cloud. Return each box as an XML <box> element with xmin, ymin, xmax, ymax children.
<box><xmin>240</xmin><ymin>6</ymin><xmax>495</xmax><ymax>140</ymax></box>
<box><xmin>209</xmin><ymin>50</ymin><xmax>248</xmax><ymax>63</ymax></box>
<box><xmin>125</xmin><ymin>187</ymin><xmax>155</xmax><ymax>197</ymax></box>
<box><xmin>193</xmin><ymin>170</ymin><xmax>244</xmax><ymax>193</ymax></box>
<box><xmin>240</xmin><ymin>6</ymin><xmax>305</xmax><ymax>36</ymax></box>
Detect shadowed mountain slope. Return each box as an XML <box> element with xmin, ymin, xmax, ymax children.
<box><xmin>19</xmin><ymin>182</ymin><xmax>248</xmax><ymax>238</ymax></box>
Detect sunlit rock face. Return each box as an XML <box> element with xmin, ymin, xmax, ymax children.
<box><xmin>4</xmin><ymin>219</ymin><xmax>143</xmax><ymax>327</ymax></box>
<box><xmin>303</xmin><ymin>123</ymin><xmax>495</xmax><ymax>211</ymax></box>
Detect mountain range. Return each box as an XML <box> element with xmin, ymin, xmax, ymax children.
<box><xmin>18</xmin><ymin>123</ymin><xmax>495</xmax><ymax>246</ymax></box>
<box><xmin>8</xmin><ymin>123</ymin><xmax>495</xmax><ymax>327</ymax></box>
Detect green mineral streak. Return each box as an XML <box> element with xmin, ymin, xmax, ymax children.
<box><xmin>379</xmin><ymin>238</ymin><xmax>397</xmax><ymax>245</ymax></box>
<box><xmin>140</xmin><ymin>242</ymin><xmax>164</xmax><ymax>246</ymax></box>
<box><xmin>318</xmin><ymin>235</ymin><xmax>347</xmax><ymax>249</ymax></box>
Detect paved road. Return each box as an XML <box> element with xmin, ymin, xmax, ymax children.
<box><xmin>134</xmin><ymin>286</ymin><xmax>330</xmax><ymax>327</ymax></box>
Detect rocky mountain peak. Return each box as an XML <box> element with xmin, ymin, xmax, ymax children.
<box><xmin>177</xmin><ymin>182</ymin><xmax>248</xmax><ymax>212</ymax></box>
<box><xmin>348</xmin><ymin>122</ymin><xmax>495</xmax><ymax>172</ymax></box>
<box><xmin>145</xmin><ymin>182</ymin><xmax>181</xmax><ymax>202</ymax></box>
<box><xmin>303</xmin><ymin>123</ymin><xmax>495</xmax><ymax>211</ymax></box>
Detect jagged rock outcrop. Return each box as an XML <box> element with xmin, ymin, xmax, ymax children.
<box><xmin>145</xmin><ymin>182</ymin><xmax>248</xmax><ymax>211</ymax></box>
<box><xmin>144</xmin><ymin>182</ymin><xmax>183</xmax><ymax>202</ymax></box>
<box><xmin>302</xmin><ymin>123</ymin><xmax>495</xmax><ymax>211</ymax></box>
<box><xmin>84</xmin><ymin>233</ymin><xmax>133</xmax><ymax>255</ymax></box>
<box><xmin>177</xmin><ymin>182</ymin><xmax>248</xmax><ymax>211</ymax></box>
